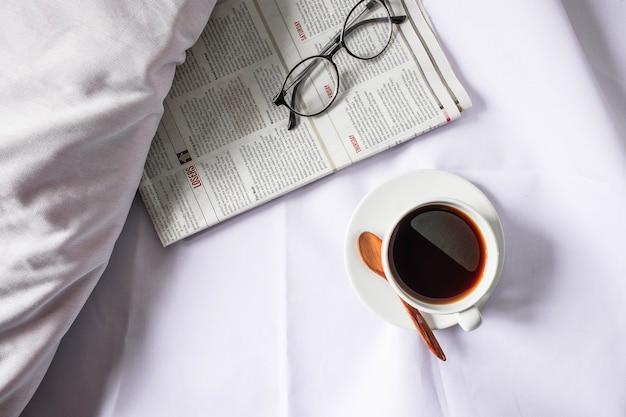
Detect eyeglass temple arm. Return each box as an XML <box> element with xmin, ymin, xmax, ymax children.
<box><xmin>287</xmin><ymin>94</ymin><xmax>298</xmax><ymax>130</ymax></box>
<box><xmin>319</xmin><ymin>14</ymin><xmax>407</xmax><ymax>57</ymax></box>
<box><xmin>339</xmin><ymin>16</ymin><xmax>407</xmax><ymax>53</ymax></box>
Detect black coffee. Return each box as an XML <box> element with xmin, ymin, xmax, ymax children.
<box><xmin>388</xmin><ymin>204</ymin><xmax>486</xmax><ymax>303</ymax></box>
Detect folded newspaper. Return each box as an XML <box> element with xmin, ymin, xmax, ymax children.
<box><xmin>139</xmin><ymin>0</ymin><xmax>471</xmax><ymax>246</ymax></box>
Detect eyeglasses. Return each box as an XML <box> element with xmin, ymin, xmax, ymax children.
<box><xmin>273</xmin><ymin>0</ymin><xmax>407</xmax><ymax>130</ymax></box>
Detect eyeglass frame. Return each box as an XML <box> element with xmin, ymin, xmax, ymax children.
<box><xmin>272</xmin><ymin>0</ymin><xmax>407</xmax><ymax>130</ymax></box>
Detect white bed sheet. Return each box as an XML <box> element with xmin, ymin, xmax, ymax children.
<box><xmin>13</xmin><ymin>0</ymin><xmax>626</xmax><ymax>416</ymax></box>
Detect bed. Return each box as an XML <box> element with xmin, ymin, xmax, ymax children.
<box><xmin>2</xmin><ymin>0</ymin><xmax>625</xmax><ymax>415</ymax></box>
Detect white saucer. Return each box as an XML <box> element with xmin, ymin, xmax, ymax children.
<box><xmin>344</xmin><ymin>170</ymin><xmax>505</xmax><ymax>330</ymax></box>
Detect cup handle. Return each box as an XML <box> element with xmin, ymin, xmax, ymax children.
<box><xmin>456</xmin><ymin>306</ymin><xmax>482</xmax><ymax>331</ymax></box>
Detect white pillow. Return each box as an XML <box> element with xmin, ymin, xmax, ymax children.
<box><xmin>0</xmin><ymin>0</ymin><xmax>216</xmax><ymax>415</ymax></box>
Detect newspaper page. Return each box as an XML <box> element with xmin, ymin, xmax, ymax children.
<box><xmin>139</xmin><ymin>0</ymin><xmax>471</xmax><ymax>246</ymax></box>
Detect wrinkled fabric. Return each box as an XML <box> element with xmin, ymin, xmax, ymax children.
<box><xmin>0</xmin><ymin>1</ymin><xmax>216</xmax><ymax>415</ymax></box>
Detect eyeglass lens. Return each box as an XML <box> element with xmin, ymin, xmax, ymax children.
<box><xmin>343</xmin><ymin>0</ymin><xmax>393</xmax><ymax>59</ymax></box>
<box><xmin>283</xmin><ymin>56</ymin><xmax>339</xmax><ymax>117</ymax></box>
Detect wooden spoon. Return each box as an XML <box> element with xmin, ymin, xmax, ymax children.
<box><xmin>358</xmin><ymin>231</ymin><xmax>446</xmax><ymax>361</ymax></box>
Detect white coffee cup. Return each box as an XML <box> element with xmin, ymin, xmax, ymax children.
<box><xmin>381</xmin><ymin>197</ymin><xmax>501</xmax><ymax>331</ymax></box>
